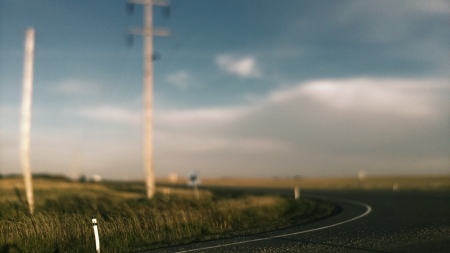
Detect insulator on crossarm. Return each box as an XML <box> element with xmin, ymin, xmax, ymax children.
<box><xmin>127</xmin><ymin>3</ymin><xmax>134</xmax><ymax>15</ymax></box>
<box><xmin>163</xmin><ymin>6</ymin><xmax>170</xmax><ymax>19</ymax></box>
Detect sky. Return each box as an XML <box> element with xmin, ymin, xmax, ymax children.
<box><xmin>0</xmin><ymin>0</ymin><xmax>449</xmax><ymax>180</ymax></box>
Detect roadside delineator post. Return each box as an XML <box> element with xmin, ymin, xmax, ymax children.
<box><xmin>92</xmin><ymin>217</ymin><xmax>100</xmax><ymax>253</ymax></box>
<box><xmin>294</xmin><ymin>186</ymin><xmax>300</xmax><ymax>200</ymax></box>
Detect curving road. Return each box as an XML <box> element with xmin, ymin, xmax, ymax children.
<box><xmin>142</xmin><ymin>188</ymin><xmax>450</xmax><ymax>253</ymax></box>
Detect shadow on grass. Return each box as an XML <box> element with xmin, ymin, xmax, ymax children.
<box><xmin>13</xmin><ymin>187</ymin><xmax>24</xmax><ymax>204</ymax></box>
<box><xmin>0</xmin><ymin>244</ymin><xmax>22</xmax><ymax>253</ymax></box>
<box><xmin>0</xmin><ymin>244</ymin><xmax>63</xmax><ymax>253</ymax></box>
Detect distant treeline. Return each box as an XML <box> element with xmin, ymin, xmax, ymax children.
<box><xmin>0</xmin><ymin>173</ymin><xmax>72</xmax><ymax>182</ymax></box>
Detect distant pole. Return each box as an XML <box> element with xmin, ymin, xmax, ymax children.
<box><xmin>20</xmin><ymin>28</ymin><xmax>35</xmax><ymax>215</ymax></box>
<box><xmin>393</xmin><ymin>183</ymin><xmax>399</xmax><ymax>192</ymax></box>
<box><xmin>194</xmin><ymin>185</ymin><xmax>199</xmax><ymax>200</ymax></box>
<box><xmin>129</xmin><ymin>0</ymin><xmax>170</xmax><ymax>198</ymax></box>
<box><xmin>294</xmin><ymin>186</ymin><xmax>300</xmax><ymax>200</ymax></box>
<box><xmin>358</xmin><ymin>170</ymin><xmax>367</xmax><ymax>190</ymax></box>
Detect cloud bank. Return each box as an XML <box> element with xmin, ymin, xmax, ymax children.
<box><xmin>151</xmin><ymin>78</ymin><xmax>449</xmax><ymax>177</ymax></box>
<box><xmin>2</xmin><ymin>78</ymin><xmax>448</xmax><ymax>179</ymax></box>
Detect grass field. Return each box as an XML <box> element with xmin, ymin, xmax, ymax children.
<box><xmin>157</xmin><ymin>175</ymin><xmax>450</xmax><ymax>191</ymax></box>
<box><xmin>0</xmin><ymin>177</ymin><xmax>334</xmax><ymax>253</ymax></box>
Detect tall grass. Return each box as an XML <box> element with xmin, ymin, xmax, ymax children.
<box><xmin>0</xmin><ymin>178</ymin><xmax>334</xmax><ymax>253</ymax></box>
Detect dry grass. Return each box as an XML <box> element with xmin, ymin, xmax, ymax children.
<box><xmin>0</xmin><ymin>178</ymin><xmax>334</xmax><ymax>253</ymax></box>
<box><xmin>0</xmin><ymin>178</ymin><xmax>143</xmax><ymax>203</ymax></box>
<box><xmin>157</xmin><ymin>175</ymin><xmax>450</xmax><ymax>191</ymax></box>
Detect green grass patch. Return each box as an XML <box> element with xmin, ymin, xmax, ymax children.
<box><xmin>0</xmin><ymin>178</ymin><xmax>334</xmax><ymax>253</ymax></box>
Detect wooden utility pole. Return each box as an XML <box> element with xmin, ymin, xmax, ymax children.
<box><xmin>129</xmin><ymin>0</ymin><xmax>170</xmax><ymax>198</ymax></box>
<box><xmin>20</xmin><ymin>28</ymin><xmax>35</xmax><ymax>214</ymax></box>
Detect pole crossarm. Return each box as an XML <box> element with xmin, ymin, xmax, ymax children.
<box><xmin>128</xmin><ymin>0</ymin><xmax>169</xmax><ymax>7</ymax></box>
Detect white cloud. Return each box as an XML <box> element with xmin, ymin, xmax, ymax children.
<box><xmin>155</xmin><ymin>133</ymin><xmax>287</xmax><ymax>154</ymax></box>
<box><xmin>268</xmin><ymin>78</ymin><xmax>443</xmax><ymax>117</ymax></box>
<box><xmin>5</xmin><ymin>78</ymin><xmax>448</xmax><ymax>178</ymax></box>
<box><xmin>410</xmin><ymin>0</ymin><xmax>450</xmax><ymax>13</ymax></box>
<box><xmin>216</xmin><ymin>55</ymin><xmax>262</xmax><ymax>78</ymax></box>
<box><xmin>152</xmin><ymin>106</ymin><xmax>287</xmax><ymax>157</ymax></box>
<box><xmin>151</xmin><ymin>77</ymin><xmax>449</xmax><ymax>177</ymax></box>
<box><xmin>166</xmin><ymin>71</ymin><xmax>194</xmax><ymax>89</ymax></box>
<box><xmin>52</xmin><ymin>79</ymin><xmax>100</xmax><ymax>94</ymax></box>
<box><xmin>78</xmin><ymin>106</ymin><xmax>141</xmax><ymax>127</ymax></box>
<box><xmin>156</xmin><ymin>107</ymin><xmax>248</xmax><ymax>126</ymax></box>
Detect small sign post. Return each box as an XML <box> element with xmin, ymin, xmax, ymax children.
<box><xmin>92</xmin><ymin>217</ymin><xmax>100</xmax><ymax>253</ymax></box>
<box><xmin>188</xmin><ymin>172</ymin><xmax>200</xmax><ymax>200</ymax></box>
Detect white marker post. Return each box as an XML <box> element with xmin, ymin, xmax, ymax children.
<box><xmin>294</xmin><ymin>186</ymin><xmax>300</xmax><ymax>200</ymax></box>
<box><xmin>92</xmin><ymin>217</ymin><xmax>100</xmax><ymax>253</ymax></box>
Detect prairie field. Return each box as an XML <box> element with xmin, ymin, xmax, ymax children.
<box><xmin>0</xmin><ymin>177</ymin><xmax>334</xmax><ymax>253</ymax></box>
<box><xmin>158</xmin><ymin>175</ymin><xmax>450</xmax><ymax>191</ymax></box>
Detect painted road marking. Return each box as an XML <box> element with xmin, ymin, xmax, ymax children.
<box><xmin>172</xmin><ymin>195</ymin><xmax>372</xmax><ymax>253</ymax></box>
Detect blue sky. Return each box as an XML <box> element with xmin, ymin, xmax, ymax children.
<box><xmin>1</xmin><ymin>0</ymin><xmax>449</xmax><ymax>180</ymax></box>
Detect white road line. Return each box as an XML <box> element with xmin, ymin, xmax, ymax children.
<box><xmin>172</xmin><ymin>195</ymin><xmax>372</xmax><ymax>253</ymax></box>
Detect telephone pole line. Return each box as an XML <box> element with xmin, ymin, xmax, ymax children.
<box><xmin>21</xmin><ymin>28</ymin><xmax>35</xmax><ymax>214</ymax></box>
<box><xmin>128</xmin><ymin>0</ymin><xmax>170</xmax><ymax>198</ymax></box>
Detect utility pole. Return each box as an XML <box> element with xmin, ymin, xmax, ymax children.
<box><xmin>20</xmin><ymin>28</ymin><xmax>35</xmax><ymax>214</ymax></box>
<box><xmin>128</xmin><ymin>0</ymin><xmax>170</xmax><ymax>198</ymax></box>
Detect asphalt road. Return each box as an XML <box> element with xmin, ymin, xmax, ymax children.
<box><xmin>142</xmin><ymin>187</ymin><xmax>450</xmax><ymax>253</ymax></box>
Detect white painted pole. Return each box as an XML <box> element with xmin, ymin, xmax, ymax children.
<box><xmin>143</xmin><ymin>2</ymin><xmax>155</xmax><ymax>199</ymax></box>
<box><xmin>92</xmin><ymin>217</ymin><xmax>100</xmax><ymax>253</ymax></box>
<box><xmin>20</xmin><ymin>27</ymin><xmax>35</xmax><ymax>215</ymax></box>
<box><xmin>294</xmin><ymin>186</ymin><xmax>300</xmax><ymax>200</ymax></box>
<box><xmin>129</xmin><ymin>0</ymin><xmax>170</xmax><ymax>199</ymax></box>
